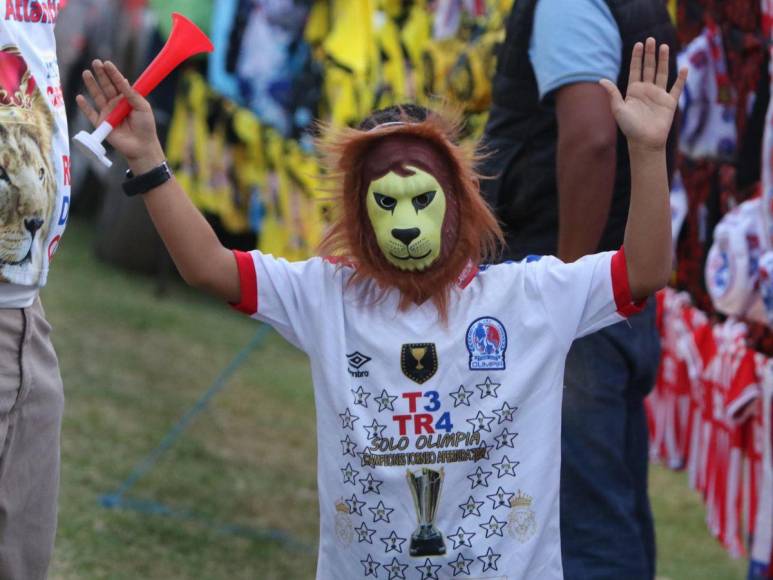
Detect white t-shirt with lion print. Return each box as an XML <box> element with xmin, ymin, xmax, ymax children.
<box><xmin>0</xmin><ymin>1</ymin><xmax>69</xmax><ymax>307</ymax></box>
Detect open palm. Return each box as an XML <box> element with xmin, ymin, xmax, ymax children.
<box><xmin>601</xmin><ymin>38</ymin><xmax>687</xmax><ymax>151</ymax></box>
<box><xmin>76</xmin><ymin>60</ymin><xmax>161</xmax><ymax>163</ymax></box>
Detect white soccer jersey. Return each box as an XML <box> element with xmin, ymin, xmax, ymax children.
<box><xmin>231</xmin><ymin>248</ymin><xmax>642</xmax><ymax>580</ymax></box>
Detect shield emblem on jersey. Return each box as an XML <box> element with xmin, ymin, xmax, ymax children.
<box><xmin>401</xmin><ymin>343</ymin><xmax>438</xmax><ymax>384</ymax></box>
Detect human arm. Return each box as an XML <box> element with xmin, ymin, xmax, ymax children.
<box><xmin>76</xmin><ymin>60</ymin><xmax>240</xmax><ymax>303</ymax></box>
<box><xmin>528</xmin><ymin>0</ymin><xmax>622</xmax><ymax>262</ymax></box>
<box><xmin>600</xmin><ymin>38</ymin><xmax>687</xmax><ymax>300</ymax></box>
<box><xmin>555</xmin><ymin>84</ymin><xmax>618</xmax><ymax>262</ymax></box>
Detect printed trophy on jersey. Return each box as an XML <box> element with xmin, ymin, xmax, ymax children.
<box><xmin>411</xmin><ymin>346</ymin><xmax>428</xmax><ymax>369</ymax></box>
<box><xmin>406</xmin><ymin>467</ymin><xmax>446</xmax><ymax>556</ymax></box>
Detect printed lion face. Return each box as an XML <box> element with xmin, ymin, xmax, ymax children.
<box><xmin>0</xmin><ymin>47</ymin><xmax>57</xmax><ymax>282</ymax></box>
<box><xmin>0</xmin><ymin>124</ymin><xmax>55</xmax><ymax>266</ymax></box>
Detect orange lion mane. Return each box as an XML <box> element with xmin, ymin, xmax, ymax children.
<box><xmin>317</xmin><ymin>106</ymin><xmax>504</xmax><ymax>321</ymax></box>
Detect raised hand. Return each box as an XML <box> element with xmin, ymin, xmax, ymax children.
<box><xmin>600</xmin><ymin>37</ymin><xmax>687</xmax><ymax>152</ymax></box>
<box><xmin>76</xmin><ymin>60</ymin><xmax>164</xmax><ymax>170</ymax></box>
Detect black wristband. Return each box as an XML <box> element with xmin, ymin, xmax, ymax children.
<box><xmin>122</xmin><ymin>161</ymin><xmax>173</xmax><ymax>196</ymax></box>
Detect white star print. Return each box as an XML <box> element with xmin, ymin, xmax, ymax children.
<box><xmin>415</xmin><ymin>558</ymin><xmax>442</xmax><ymax>580</ymax></box>
<box><xmin>494</xmin><ymin>427</ymin><xmax>518</xmax><ymax>449</ymax></box>
<box><xmin>466</xmin><ymin>410</ymin><xmax>495</xmax><ymax>433</ymax></box>
<box><xmin>384</xmin><ymin>557</ymin><xmax>409</xmax><ymax>580</ymax></box>
<box><xmin>359</xmin><ymin>473</ymin><xmax>384</xmax><ymax>495</ymax></box>
<box><xmin>449</xmin><ymin>384</ymin><xmax>474</xmax><ymax>407</ymax></box>
<box><xmin>374</xmin><ymin>389</ymin><xmax>398</xmax><ymax>412</ymax></box>
<box><xmin>380</xmin><ymin>530</ymin><xmax>407</xmax><ymax>553</ymax></box>
<box><xmin>448</xmin><ymin>552</ymin><xmax>474</xmax><ymax>576</ymax></box>
<box><xmin>467</xmin><ymin>466</ymin><xmax>493</xmax><ymax>489</ymax></box>
<box><xmin>492</xmin><ymin>455</ymin><xmax>519</xmax><ymax>478</ymax></box>
<box><xmin>355</xmin><ymin>522</ymin><xmax>377</xmax><ymax>544</ymax></box>
<box><xmin>352</xmin><ymin>385</ymin><xmax>371</xmax><ymax>407</ymax></box>
<box><xmin>361</xmin><ymin>553</ymin><xmax>380</xmax><ymax>576</ymax></box>
<box><xmin>369</xmin><ymin>500</ymin><xmax>394</xmax><ymax>523</ymax></box>
<box><xmin>363</xmin><ymin>418</ymin><xmax>387</xmax><ymax>440</ymax></box>
<box><xmin>475</xmin><ymin>376</ymin><xmax>501</xmax><ymax>399</ymax></box>
<box><xmin>446</xmin><ymin>526</ymin><xmax>476</xmax><ymax>549</ymax></box>
<box><xmin>458</xmin><ymin>495</ymin><xmax>484</xmax><ymax>518</ymax></box>
<box><xmin>341</xmin><ymin>462</ymin><xmax>359</xmax><ymax>485</ymax></box>
<box><xmin>492</xmin><ymin>400</ymin><xmax>518</xmax><ymax>423</ymax></box>
<box><xmin>478</xmin><ymin>546</ymin><xmax>502</xmax><ymax>572</ymax></box>
<box><xmin>339</xmin><ymin>407</ymin><xmax>360</xmax><ymax>430</ymax></box>
<box><xmin>345</xmin><ymin>494</ymin><xmax>366</xmax><ymax>516</ymax></box>
<box><xmin>486</xmin><ymin>486</ymin><xmax>515</xmax><ymax>510</ymax></box>
<box><xmin>340</xmin><ymin>434</ymin><xmax>358</xmax><ymax>457</ymax></box>
<box><xmin>480</xmin><ymin>515</ymin><xmax>507</xmax><ymax>538</ymax></box>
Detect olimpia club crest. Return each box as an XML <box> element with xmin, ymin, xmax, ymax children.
<box><xmin>466</xmin><ymin>317</ymin><xmax>507</xmax><ymax>370</ymax></box>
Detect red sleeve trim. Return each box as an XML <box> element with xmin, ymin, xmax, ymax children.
<box><xmin>230</xmin><ymin>250</ymin><xmax>258</xmax><ymax>315</ymax></box>
<box><xmin>323</xmin><ymin>255</ymin><xmax>354</xmax><ymax>267</ymax></box>
<box><xmin>611</xmin><ymin>247</ymin><xmax>647</xmax><ymax>318</ymax></box>
<box><xmin>457</xmin><ymin>260</ymin><xmax>479</xmax><ymax>289</ymax></box>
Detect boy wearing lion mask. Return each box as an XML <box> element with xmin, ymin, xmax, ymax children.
<box><xmin>78</xmin><ymin>39</ymin><xmax>685</xmax><ymax>579</ymax></box>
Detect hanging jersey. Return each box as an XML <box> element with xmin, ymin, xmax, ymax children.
<box><xmin>650</xmin><ymin>289</ymin><xmax>707</xmax><ymax>469</ymax></box>
<box><xmin>687</xmin><ymin>315</ymin><xmax>717</xmax><ymax>492</ymax></box>
<box><xmin>721</xmin><ymin>346</ymin><xmax>762</xmax><ymax>556</ymax></box>
<box><xmin>700</xmin><ymin>320</ymin><xmax>747</xmax><ymax>548</ymax></box>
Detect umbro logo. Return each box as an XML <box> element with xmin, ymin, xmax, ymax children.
<box><xmin>347</xmin><ymin>351</ymin><xmax>371</xmax><ymax>377</ymax></box>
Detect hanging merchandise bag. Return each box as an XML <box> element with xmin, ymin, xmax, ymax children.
<box><xmin>677</xmin><ymin>21</ymin><xmax>737</xmax><ymax>162</ymax></box>
<box><xmin>705</xmin><ymin>199</ymin><xmax>766</xmax><ymax>317</ymax></box>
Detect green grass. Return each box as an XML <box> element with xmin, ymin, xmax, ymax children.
<box><xmin>650</xmin><ymin>467</ymin><xmax>747</xmax><ymax>580</ymax></box>
<box><xmin>45</xmin><ymin>220</ymin><xmax>746</xmax><ymax>579</ymax></box>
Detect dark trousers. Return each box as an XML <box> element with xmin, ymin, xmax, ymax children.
<box><xmin>560</xmin><ymin>301</ymin><xmax>659</xmax><ymax>580</ymax></box>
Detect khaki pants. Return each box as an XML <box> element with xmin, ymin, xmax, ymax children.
<box><xmin>0</xmin><ymin>298</ymin><xmax>63</xmax><ymax>580</ymax></box>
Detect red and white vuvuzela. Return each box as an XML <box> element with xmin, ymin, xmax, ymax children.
<box><xmin>73</xmin><ymin>13</ymin><xmax>214</xmax><ymax>168</ymax></box>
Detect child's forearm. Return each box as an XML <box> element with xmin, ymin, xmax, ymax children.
<box><xmin>622</xmin><ymin>144</ymin><xmax>672</xmax><ymax>300</ymax></box>
<box><xmin>76</xmin><ymin>60</ymin><xmax>242</xmax><ymax>304</ymax></box>
<box><xmin>599</xmin><ymin>40</ymin><xmax>684</xmax><ymax>301</ymax></box>
<box><xmin>128</xmin><ymin>148</ymin><xmax>241</xmax><ymax>303</ymax></box>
